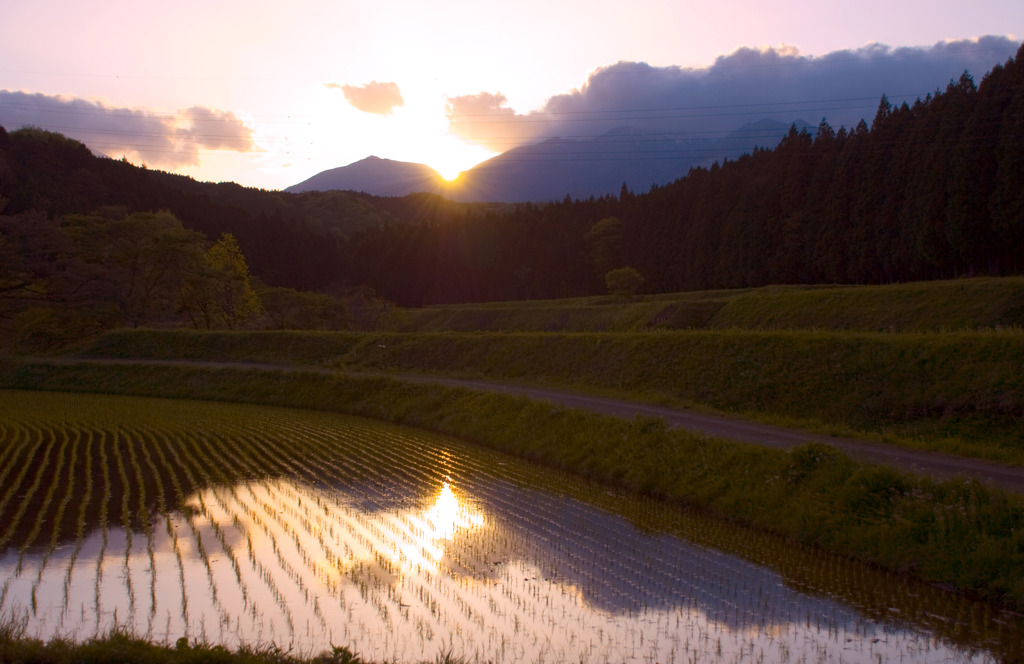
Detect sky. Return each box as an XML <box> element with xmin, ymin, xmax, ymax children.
<box><xmin>1</xmin><ymin>0</ymin><xmax>1022</xmax><ymax>189</ymax></box>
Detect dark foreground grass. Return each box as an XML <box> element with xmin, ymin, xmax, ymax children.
<box><xmin>0</xmin><ymin>622</ymin><xmax>383</xmax><ymax>664</ymax></box>
<box><xmin>0</xmin><ymin>626</ymin><xmax>349</xmax><ymax>664</ymax></box>
<box><xmin>2</xmin><ymin>358</ymin><xmax>1023</xmax><ymax>611</ymax></box>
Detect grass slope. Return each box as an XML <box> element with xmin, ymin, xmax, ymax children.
<box><xmin>78</xmin><ymin>327</ymin><xmax>1024</xmax><ymax>464</ymax></box>
<box><xmin>389</xmin><ymin>277</ymin><xmax>1024</xmax><ymax>333</ymax></box>
<box><xmin>2</xmin><ymin>359</ymin><xmax>1023</xmax><ymax>611</ymax></box>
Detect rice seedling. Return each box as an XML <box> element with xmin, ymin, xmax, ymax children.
<box><xmin>0</xmin><ymin>390</ymin><xmax>1020</xmax><ymax>662</ymax></box>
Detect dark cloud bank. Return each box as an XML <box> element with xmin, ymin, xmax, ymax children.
<box><xmin>0</xmin><ymin>91</ymin><xmax>257</xmax><ymax>168</ymax></box>
<box><xmin>434</xmin><ymin>36</ymin><xmax>1023</xmax><ymax>201</ymax></box>
<box><xmin>448</xmin><ymin>36</ymin><xmax>1021</xmax><ymax>152</ymax></box>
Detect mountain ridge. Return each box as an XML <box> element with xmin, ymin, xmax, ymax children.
<box><xmin>287</xmin><ymin>119</ymin><xmax>808</xmax><ymax>202</ymax></box>
<box><xmin>286</xmin><ymin>156</ymin><xmax>449</xmax><ymax>197</ymax></box>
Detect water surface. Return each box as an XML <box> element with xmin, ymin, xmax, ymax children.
<box><xmin>0</xmin><ymin>391</ymin><xmax>1019</xmax><ymax>662</ymax></box>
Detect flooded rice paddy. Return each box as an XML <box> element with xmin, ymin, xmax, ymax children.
<box><xmin>0</xmin><ymin>390</ymin><xmax>1021</xmax><ymax>663</ymax></box>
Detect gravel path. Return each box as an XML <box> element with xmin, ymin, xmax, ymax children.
<box><xmin>391</xmin><ymin>374</ymin><xmax>1024</xmax><ymax>491</ymax></box>
<box><xmin>19</xmin><ymin>357</ymin><xmax>1024</xmax><ymax>491</ymax></box>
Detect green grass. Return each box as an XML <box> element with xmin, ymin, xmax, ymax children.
<box><xmin>2</xmin><ymin>360</ymin><xmax>1023</xmax><ymax>611</ymax></box>
<box><xmin>74</xmin><ymin>326</ymin><xmax>1024</xmax><ymax>464</ymax></box>
<box><xmin>387</xmin><ymin>277</ymin><xmax>1024</xmax><ymax>332</ymax></box>
<box><xmin>708</xmin><ymin>277</ymin><xmax>1024</xmax><ymax>331</ymax></box>
<box><xmin>388</xmin><ymin>294</ymin><xmax>731</xmax><ymax>332</ymax></box>
<box><xmin>341</xmin><ymin>328</ymin><xmax>1024</xmax><ymax>459</ymax></box>
<box><xmin>79</xmin><ymin>328</ymin><xmax>365</xmax><ymax>365</ymax></box>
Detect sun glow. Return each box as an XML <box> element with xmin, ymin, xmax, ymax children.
<box><xmin>424</xmin><ymin>138</ymin><xmax>493</xmax><ymax>182</ymax></box>
<box><xmin>425</xmin><ymin>482</ymin><xmax>485</xmax><ymax>540</ymax></box>
<box><xmin>389</xmin><ymin>482</ymin><xmax>486</xmax><ymax>573</ymax></box>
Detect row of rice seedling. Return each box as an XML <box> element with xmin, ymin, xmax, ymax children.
<box><xmin>6</xmin><ymin>359</ymin><xmax>1022</xmax><ymax>611</ymax></box>
<box><xmin>159</xmin><ymin>399</ymin><xmax>1024</xmax><ymax>659</ymax></box>
<box><xmin>0</xmin><ymin>390</ymin><xmax>1020</xmax><ymax>662</ymax></box>
<box><xmin>22</xmin><ymin>427</ymin><xmax>81</xmax><ymax>624</ymax></box>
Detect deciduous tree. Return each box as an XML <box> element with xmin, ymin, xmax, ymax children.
<box><xmin>605</xmin><ymin>267</ymin><xmax>644</xmax><ymax>302</ymax></box>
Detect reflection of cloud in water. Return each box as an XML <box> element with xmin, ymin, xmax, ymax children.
<box><xmin>2</xmin><ymin>393</ymin><xmax>1013</xmax><ymax>661</ymax></box>
<box><xmin>0</xmin><ymin>474</ymin><xmax>1011</xmax><ymax>663</ymax></box>
<box><xmin>441</xmin><ymin>478</ymin><xmax>882</xmax><ymax>631</ymax></box>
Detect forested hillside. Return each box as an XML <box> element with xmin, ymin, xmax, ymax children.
<box><xmin>0</xmin><ymin>128</ymin><xmax>387</xmax><ymax>291</ymax></box>
<box><xmin>341</xmin><ymin>44</ymin><xmax>1024</xmax><ymax>304</ymax></box>
<box><xmin>1</xmin><ymin>43</ymin><xmax>1022</xmax><ymax>308</ymax></box>
<box><xmin>622</xmin><ymin>66</ymin><xmax>1024</xmax><ymax>290</ymax></box>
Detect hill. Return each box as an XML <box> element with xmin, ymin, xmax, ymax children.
<box><xmin>285</xmin><ymin>155</ymin><xmax>450</xmax><ymax>196</ymax></box>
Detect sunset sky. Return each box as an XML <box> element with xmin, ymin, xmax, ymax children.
<box><xmin>2</xmin><ymin>0</ymin><xmax>1022</xmax><ymax>189</ymax></box>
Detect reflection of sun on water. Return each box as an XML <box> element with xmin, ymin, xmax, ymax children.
<box><xmin>397</xmin><ymin>482</ymin><xmax>484</xmax><ymax>572</ymax></box>
<box><xmin>427</xmin><ymin>482</ymin><xmax>485</xmax><ymax>539</ymax></box>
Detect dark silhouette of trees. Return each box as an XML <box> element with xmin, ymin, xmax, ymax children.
<box><xmin>2</xmin><ymin>43</ymin><xmax>1024</xmax><ymax>310</ymax></box>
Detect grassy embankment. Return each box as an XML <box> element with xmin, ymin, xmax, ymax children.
<box><xmin>387</xmin><ymin>277</ymin><xmax>1024</xmax><ymax>332</ymax></box>
<box><xmin>2</xmin><ymin>278</ymin><xmax>1023</xmax><ymax>623</ymax></box>
<box><xmin>79</xmin><ymin>324</ymin><xmax>1024</xmax><ymax>465</ymax></box>
<box><xmin>2</xmin><ymin>358</ymin><xmax>1023</xmax><ymax>613</ymax></box>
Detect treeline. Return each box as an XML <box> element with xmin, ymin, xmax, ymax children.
<box><xmin>341</xmin><ymin>43</ymin><xmax>1024</xmax><ymax>304</ymax></box>
<box><xmin>0</xmin><ymin>127</ymin><xmax>414</xmax><ymax>291</ymax></box>
<box><xmin>0</xmin><ymin>207</ymin><xmax>393</xmax><ymax>350</ymax></box>
<box><xmin>2</xmin><ymin>43</ymin><xmax>1023</xmax><ymax>308</ymax></box>
<box><xmin>0</xmin><ymin>208</ymin><xmax>259</xmax><ymax>347</ymax></box>
<box><xmin>622</xmin><ymin>61</ymin><xmax>1024</xmax><ymax>291</ymax></box>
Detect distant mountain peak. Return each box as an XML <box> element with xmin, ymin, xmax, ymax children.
<box><xmin>285</xmin><ymin>157</ymin><xmax>446</xmax><ymax>196</ymax></box>
<box><xmin>287</xmin><ymin>116</ymin><xmax>805</xmax><ymax>202</ymax></box>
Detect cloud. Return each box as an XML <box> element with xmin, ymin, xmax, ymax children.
<box><xmin>445</xmin><ymin>91</ymin><xmax>548</xmax><ymax>151</ymax></box>
<box><xmin>329</xmin><ymin>81</ymin><xmax>404</xmax><ymax>115</ymax></box>
<box><xmin>176</xmin><ymin>106</ymin><xmax>256</xmax><ymax>151</ymax></box>
<box><xmin>0</xmin><ymin>91</ymin><xmax>257</xmax><ymax>167</ymax></box>
<box><xmin>446</xmin><ymin>36</ymin><xmax>1022</xmax><ymax>152</ymax></box>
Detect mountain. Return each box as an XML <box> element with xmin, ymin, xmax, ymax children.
<box><xmin>4</xmin><ymin>38</ymin><xmax>1024</xmax><ymax>309</ymax></box>
<box><xmin>285</xmin><ymin>156</ymin><xmax>449</xmax><ymax>196</ymax></box>
<box><xmin>449</xmin><ymin>129</ymin><xmax>685</xmax><ymax>203</ymax></box>
<box><xmin>288</xmin><ymin>120</ymin><xmax>806</xmax><ymax>202</ymax></box>
<box><xmin>450</xmin><ymin>121</ymin><xmax>805</xmax><ymax>202</ymax></box>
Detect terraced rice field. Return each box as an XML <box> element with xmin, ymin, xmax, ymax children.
<box><xmin>0</xmin><ymin>390</ymin><xmax>1020</xmax><ymax>663</ymax></box>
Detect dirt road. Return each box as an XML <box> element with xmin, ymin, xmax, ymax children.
<box><xmin>19</xmin><ymin>357</ymin><xmax>1024</xmax><ymax>491</ymax></box>
<box><xmin>389</xmin><ymin>373</ymin><xmax>1024</xmax><ymax>491</ymax></box>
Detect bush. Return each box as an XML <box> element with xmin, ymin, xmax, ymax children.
<box><xmin>604</xmin><ymin>267</ymin><xmax>644</xmax><ymax>301</ymax></box>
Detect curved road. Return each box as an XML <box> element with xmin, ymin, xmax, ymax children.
<box><xmin>392</xmin><ymin>373</ymin><xmax>1024</xmax><ymax>492</ymax></box>
<box><xmin>20</xmin><ymin>357</ymin><xmax>1024</xmax><ymax>491</ymax></box>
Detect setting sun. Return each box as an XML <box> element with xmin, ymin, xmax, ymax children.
<box><xmin>423</xmin><ymin>136</ymin><xmax>493</xmax><ymax>182</ymax></box>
